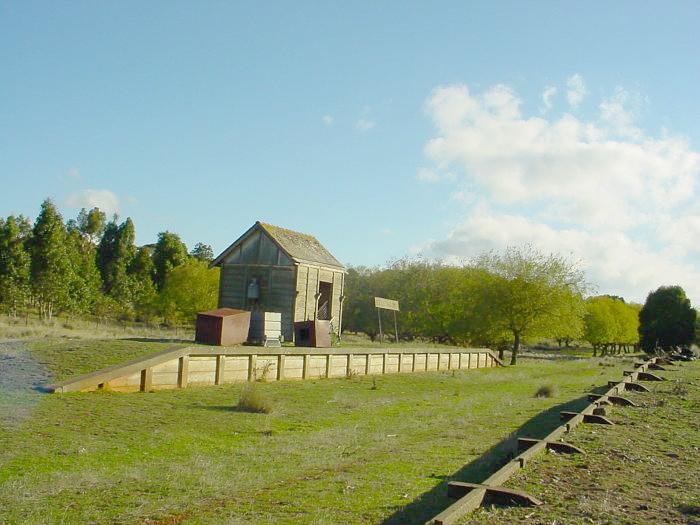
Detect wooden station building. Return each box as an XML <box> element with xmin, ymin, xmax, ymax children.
<box><xmin>210</xmin><ymin>221</ymin><xmax>346</xmax><ymax>342</ymax></box>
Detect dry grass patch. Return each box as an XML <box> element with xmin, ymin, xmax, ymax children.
<box><xmin>236</xmin><ymin>383</ymin><xmax>273</xmax><ymax>414</ymax></box>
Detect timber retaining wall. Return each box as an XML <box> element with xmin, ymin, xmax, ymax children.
<box><xmin>49</xmin><ymin>346</ymin><xmax>502</xmax><ymax>393</ymax></box>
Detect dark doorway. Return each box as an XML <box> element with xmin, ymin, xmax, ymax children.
<box><xmin>318</xmin><ymin>281</ymin><xmax>332</xmax><ymax>320</ymax></box>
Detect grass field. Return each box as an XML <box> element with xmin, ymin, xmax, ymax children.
<box><xmin>0</xmin><ymin>313</ymin><xmax>193</xmax><ymax>343</ymax></box>
<box><xmin>462</xmin><ymin>360</ymin><xmax>700</xmax><ymax>525</ymax></box>
<box><xmin>1</xmin><ymin>332</ymin><xmax>696</xmax><ymax>525</ymax></box>
<box><xmin>1</xmin><ymin>341</ymin><xmax>659</xmax><ymax>525</ymax></box>
<box><xmin>28</xmin><ymin>339</ymin><xmax>187</xmax><ymax>382</ymax></box>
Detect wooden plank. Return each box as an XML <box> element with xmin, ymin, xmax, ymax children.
<box><xmin>429</xmin><ymin>488</ymin><xmax>486</xmax><ymax>525</ymax></box>
<box><xmin>48</xmin><ymin>345</ymin><xmax>191</xmax><ymax>393</ymax></box>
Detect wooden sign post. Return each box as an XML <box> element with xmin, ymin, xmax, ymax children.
<box><xmin>374</xmin><ymin>297</ymin><xmax>400</xmax><ymax>343</ymax></box>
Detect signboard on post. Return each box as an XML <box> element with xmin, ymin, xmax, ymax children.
<box><xmin>374</xmin><ymin>297</ymin><xmax>399</xmax><ymax>311</ymax></box>
<box><xmin>374</xmin><ymin>297</ymin><xmax>400</xmax><ymax>343</ymax></box>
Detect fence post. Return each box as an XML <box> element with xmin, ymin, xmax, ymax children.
<box><xmin>215</xmin><ymin>355</ymin><xmax>225</xmax><ymax>385</ymax></box>
<box><xmin>278</xmin><ymin>354</ymin><xmax>285</xmax><ymax>380</ymax></box>
<box><xmin>248</xmin><ymin>354</ymin><xmax>257</xmax><ymax>382</ymax></box>
<box><xmin>178</xmin><ymin>356</ymin><xmax>189</xmax><ymax>388</ymax></box>
<box><xmin>140</xmin><ymin>368</ymin><xmax>153</xmax><ymax>392</ymax></box>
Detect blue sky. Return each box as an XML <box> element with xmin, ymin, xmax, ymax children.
<box><xmin>1</xmin><ymin>1</ymin><xmax>699</xmax><ymax>303</ymax></box>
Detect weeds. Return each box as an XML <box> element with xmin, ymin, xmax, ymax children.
<box><xmin>236</xmin><ymin>383</ymin><xmax>273</xmax><ymax>414</ymax></box>
<box><xmin>534</xmin><ymin>384</ymin><xmax>556</xmax><ymax>398</ymax></box>
<box><xmin>254</xmin><ymin>362</ymin><xmax>274</xmax><ymax>382</ymax></box>
<box><xmin>670</xmin><ymin>381</ymin><xmax>689</xmax><ymax>396</ymax></box>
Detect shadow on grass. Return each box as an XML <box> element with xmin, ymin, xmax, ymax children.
<box><xmin>678</xmin><ymin>504</ymin><xmax>700</xmax><ymax>525</ymax></box>
<box><xmin>380</xmin><ymin>394</ymin><xmax>593</xmax><ymax>525</ymax></box>
<box><xmin>120</xmin><ymin>337</ymin><xmax>193</xmax><ymax>344</ymax></box>
<box><xmin>192</xmin><ymin>405</ymin><xmax>274</xmax><ymax>414</ymax></box>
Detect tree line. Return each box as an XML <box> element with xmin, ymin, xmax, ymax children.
<box><xmin>1</xmin><ymin>199</ymin><xmax>696</xmax><ymax>355</ymax></box>
<box><xmin>0</xmin><ymin>199</ymin><xmax>219</xmax><ymax>325</ymax></box>
<box><xmin>344</xmin><ymin>249</ymin><xmax>697</xmax><ymax>362</ymax></box>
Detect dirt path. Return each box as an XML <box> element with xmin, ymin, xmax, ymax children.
<box><xmin>0</xmin><ymin>340</ymin><xmax>50</xmax><ymax>427</ymax></box>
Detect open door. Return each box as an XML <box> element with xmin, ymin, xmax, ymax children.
<box><xmin>317</xmin><ymin>281</ymin><xmax>332</xmax><ymax>320</ymax></box>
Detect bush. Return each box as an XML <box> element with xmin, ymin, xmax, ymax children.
<box><xmin>236</xmin><ymin>383</ymin><xmax>273</xmax><ymax>413</ymax></box>
<box><xmin>534</xmin><ymin>384</ymin><xmax>556</xmax><ymax>398</ymax></box>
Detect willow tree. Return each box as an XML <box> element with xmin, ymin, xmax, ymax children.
<box><xmin>472</xmin><ymin>246</ymin><xmax>588</xmax><ymax>365</ymax></box>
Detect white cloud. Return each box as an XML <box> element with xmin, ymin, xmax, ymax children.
<box><xmin>322</xmin><ymin>114</ymin><xmax>334</xmax><ymax>126</ymax></box>
<box><xmin>66</xmin><ymin>189</ymin><xmax>120</xmax><ymax>215</ymax></box>
<box><xmin>419</xmin><ymin>82</ymin><xmax>700</xmax><ymax>304</ymax></box>
<box><xmin>425</xmin><ymin>207</ymin><xmax>700</xmax><ymax>303</ymax></box>
<box><xmin>566</xmin><ymin>73</ymin><xmax>587</xmax><ymax>108</ymax></box>
<box><xmin>423</xmin><ymin>84</ymin><xmax>697</xmax><ymax>230</ymax></box>
<box><xmin>598</xmin><ymin>86</ymin><xmax>646</xmax><ymax>140</ymax></box>
<box><xmin>356</xmin><ymin>118</ymin><xmax>375</xmax><ymax>131</ymax></box>
<box><xmin>541</xmin><ymin>86</ymin><xmax>557</xmax><ymax>112</ymax></box>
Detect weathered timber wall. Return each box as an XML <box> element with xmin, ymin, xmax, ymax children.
<box><xmin>48</xmin><ymin>347</ymin><xmax>502</xmax><ymax>394</ymax></box>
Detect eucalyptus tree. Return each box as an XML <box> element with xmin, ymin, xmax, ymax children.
<box><xmin>190</xmin><ymin>242</ymin><xmax>214</xmax><ymax>263</ymax></box>
<box><xmin>77</xmin><ymin>207</ymin><xmax>106</xmax><ymax>244</ymax></box>
<box><xmin>65</xmin><ymin>225</ymin><xmax>102</xmax><ymax>314</ymax></box>
<box><xmin>153</xmin><ymin>231</ymin><xmax>188</xmax><ymax>290</ymax></box>
<box><xmin>29</xmin><ymin>200</ymin><xmax>72</xmax><ymax>319</ymax></box>
<box><xmin>0</xmin><ymin>216</ymin><xmax>31</xmax><ymax>315</ymax></box>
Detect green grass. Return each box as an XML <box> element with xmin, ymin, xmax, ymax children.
<box><xmin>0</xmin><ymin>346</ymin><xmax>640</xmax><ymax>525</ymax></box>
<box><xmin>27</xmin><ymin>339</ymin><xmax>186</xmax><ymax>381</ymax></box>
<box><xmin>461</xmin><ymin>362</ymin><xmax>700</xmax><ymax>525</ymax></box>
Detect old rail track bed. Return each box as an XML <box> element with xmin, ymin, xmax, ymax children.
<box><xmin>427</xmin><ymin>356</ymin><xmax>686</xmax><ymax>525</ymax></box>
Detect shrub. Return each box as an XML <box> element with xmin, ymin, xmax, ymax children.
<box><xmin>534</xmin><ymin>384</ymin><xmax>556</xmax><ymax>398</ymax></box>
<box><xmin>236</xmin><ymin>383</ymin><xmax>273</xmax><ymax>413</ymax></box>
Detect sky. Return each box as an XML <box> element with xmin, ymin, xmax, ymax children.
<box><xmin>1</xmin><ymin>1</ymin><xmax>699</xmax><ymax>304</ymax></box>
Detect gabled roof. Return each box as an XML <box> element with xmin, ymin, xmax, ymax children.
<box><xmin>211</xmin><ymin>221</ymin><xmax>345</xmax><ymax>270</ymax></box>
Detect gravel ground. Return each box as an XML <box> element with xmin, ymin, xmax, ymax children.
<box><xmin>0</xmin><ymin>339</ymin><xmax>49</xmax><ymax>427</ymax></box>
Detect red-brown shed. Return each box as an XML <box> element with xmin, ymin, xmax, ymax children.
<box><xmin>195</xmin><ymin>308</ymin><xmax>251</xmax><ymax>346</ymax></box>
